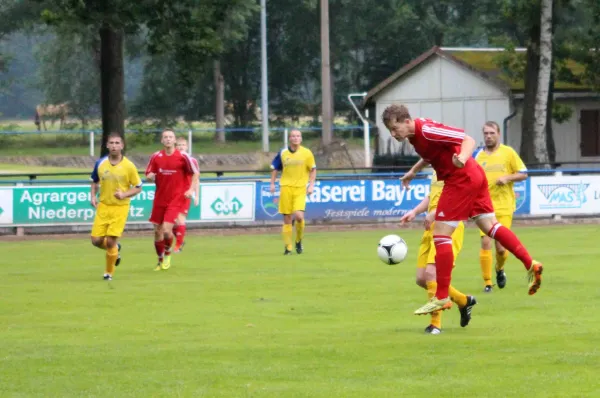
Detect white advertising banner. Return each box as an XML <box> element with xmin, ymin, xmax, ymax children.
<box><xmin>0</xmin><ymin>188</ymin><xmax>13</xmax><ymax>225</ymax></box>
<box><xmin>530</xmin><ymin>175</ymin><xmax>600</xmax><ymax>215</ymax></box>
<box><xmin>199</xmin><ymin>182</ymin><xmax>256</xmax><ymax>222</ymax></box>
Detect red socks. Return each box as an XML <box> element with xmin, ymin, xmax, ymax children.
<box><xmin>164</xmin><ymin>236</ymin><xmax>173</xmax><ymax>256</ymax></box>
<box><xmin>154</xmin><ymin>240</ymin><xmax>165</xmax><ymax>261</ymax></box>
<box><xmin>174</xmin><ymin>224</ymin><xmax>186</xmax><ymax>247</ymax></box>
<box><xmin>433</xmin><ymin>235</ymin><xmax>454</xmax><ymax>299</ymax></box>
<box><xmin>488</xmin><ymin>223</ymin><xmax>532</xmax><ymax>270</ymax></box>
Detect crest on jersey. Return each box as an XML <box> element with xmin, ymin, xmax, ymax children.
<box><xmin>260</xmin><ymin>185</ymin><xmax>280</xmax><ymax>217</ymax></box>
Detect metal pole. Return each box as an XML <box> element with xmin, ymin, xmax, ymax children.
<box><xmin>284</xmin><ymin>128</ymin><xmax>288</xmax><ymax>148</ymax></box>
<box><xmin>364</xmin><ymin>109</ymin><xmax>371</xmax><ymax>167</ymax></box>
<box><xmin>188</xmin><ymin>129</ymin><xmax>193</xmax><ymax>155</ymax></box>
<box><xmin>320</xmin><ymin>0</ymin><xmax>332</xmax><ymax>145</ymax></box>
<box><xmin>90</xmin><ymin>131</ymin><xmax>94</xmax><ymax>157</ymax></box>
<box><xmin>347</xmin><ymin>93</ymin><xmax>370</xmax><ymax>167</ymax></box>
<box><xmin>260</xmin><ymin>0</ymin><xmax>270</xmax><ymax>153</ymax></box>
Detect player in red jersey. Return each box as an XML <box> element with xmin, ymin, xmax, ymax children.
<box><xmin>172</xmin><ymin>136</ymin><xmax>200</xmax><ymax>252</ymax></box>
<box><xmin>382</xmin><ymin>105</ymin><xmax>543</xmax><ymax>315</ymax></box>
<box><xmin>145</xmin><ymin>129</ymin><xmax>200</xmax><ymax>271</ymax></box>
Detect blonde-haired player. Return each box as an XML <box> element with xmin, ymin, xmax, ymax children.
<box><xmin>269</xmin><ymin>129</ymin><xmax>317</xmax><ymax>255</ymax></box>
<box><xmin>90</xmin><ymin>132</ymin><xmax>142</xmax><ymax>281</ymax></box>
<box><xmin>172</xmin><ymin>137</ymin><xmax>200</xmax><ymax>252</ymax></box>
<box><xmin>400</xmin><ymin>172</ymin><xmax>477</xmax><ymax>334</ymax></box>
<box><xmin>475</xmin><ymin>121</ymin><xmax>528</xmax><ymax>292</ymax></box>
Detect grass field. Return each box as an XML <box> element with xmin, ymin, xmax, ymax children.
<box><xmin>1</xmin><ymin>225</ymin><xmax>597</xmax><ymax>397</ymax></box>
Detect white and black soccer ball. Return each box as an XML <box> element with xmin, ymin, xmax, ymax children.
<box><xmin>377</xmin><ymin>234</ymin><xmax>408</xmax><ymax>265</ymax></box>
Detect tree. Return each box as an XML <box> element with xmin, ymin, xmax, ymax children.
<box><xmin>35</xmin><ymin>27</ymin><xmax>100</xmax><ymax>129</ymax></box>
<box><xmin>33</xmin><ymin>0</ymin><xmax>256</xmax><ymax>156</ymax></box>
<box><xmin>532</xmin><ymin>0</ymin><xmax>553</xmax><ymax>167</ymax></box>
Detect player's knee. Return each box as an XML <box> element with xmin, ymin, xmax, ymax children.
<box><xmin>481</xmin><ymin>236</ymin><xmax>493</xmax><ymax>250</ymax></box>
<box><xmin>424</xmin><ymin>268</ymin><xmax>436</xmax><ymax>282</ymax></box>
<box><xmin>90</xmin><ymin>237</ymin><xmax>103</xmax><ymax>247</ymax></box>
<box><xmin>105</xmin><ymin>237</ymin><xmax>118</xmax><ymax>249</ymax></box>
<box><xmin>294</xmin><ymin>212</ymin><xmax>304</xmax><ymax>222</ymax></box>
<box><xmin>415</xmin><ymin>276</ymin><xmax>427</xmax><ymax>289</ymax></box>
<box><xmin>283</xmin><ymin>215</ymin><xmax>293</xmax><ymax>224</ymax></box>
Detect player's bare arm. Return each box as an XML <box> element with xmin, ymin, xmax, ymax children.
<box><xmin>114</xmin><ymin>186</ymin><xmax>142</xmax><ymax>200</ymax></box>
<box><xmin>400</xmin><ymin>159</ymin><xmax>428</xmax><ymax>189</ymax></box>
<box><xmin>194</xmin><ymin>173</ymin><xmax>200</xmax><ymax>206</ymax></box>
<box><xmin>269</xmin><ymin>169</ymin><xmax>278</xmax><ymax>193</ymax></box>
<box><xmin>307</xmin><ymin>168</ymin><xmax>317</xmax><ymax>195</ymax></box>
<box><xmin>90</xmin><ymin>182</ymin><xmax>99</xmax><ymax>208</ymax></box>
<box><xmin>496</xmin><ymin>172</ymin><xmax>528</xmax><ymax>186</ymax></box>
<box><xmin>146</xmin><ymin>172</ymin><xmax>156</xmax><ymax>182</ymax></box>
<box><xmin>400</xmin><ymin>196</ymin><xmax>430</xmax><ymax>224</ymax></box>
<box><xmin>452</xmin><ymin>134</ymin><xmax>477</xmax><ymax>168</ymax></box>
<box><xmin>185</xmin><ymin>172</ymin><xmax>200</xmax><ymax>198</ymax></box>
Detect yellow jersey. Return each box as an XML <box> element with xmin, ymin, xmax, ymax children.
<box><xmin>475</xmin><ymin>144</ymin><xmax>527</xmax><ymax>216</ymax></box>
<box><xmin>428</xmin><ymin>172</ymin><xmax>444</xmax><ymax>212</ymax></box>
<box><xmin>271</xmin><ymin>146</ymin><xmax>316</xmax><ymax>188</ymax></box>
<box><xmin>91</xmin><ymin>156</ymin><xmax>142</xmax><ymax>206</ymax></box>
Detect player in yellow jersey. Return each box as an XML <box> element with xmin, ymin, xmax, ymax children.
<box><xmin>269</xmin><ymin>129</ymin><xmax>317</xmax><ymax>255</ymax></box>
<box><xmin>400</xmin><ymin>172</ymin><xmax>477</xmax><ymax>334</ymax></box>
<box><xmin>475</xmin><ymin>121</ymin><xmax>528</xmax><ymax>292</ymax></box>
<box><xmin>90</xmin><ymin>132</ymin><xmax>143</xmax><ymax>281</ymax></box>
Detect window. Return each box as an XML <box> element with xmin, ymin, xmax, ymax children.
<box><xmin>580</xmin><ymin>109</ymin><xmax>600</xmax><ymax>157</ymax></box>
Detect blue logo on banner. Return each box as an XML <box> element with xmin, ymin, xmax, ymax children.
<box><xmin>537</xmin><ymin>182</ymin><xmax>589</xmax><ymax>209</ymax></box>
<box><xmin>514</xmin><ymin>180</ymin><xmax>527</xmax><ymax>211</ymax></box>
<box><xmin>260</xmin><ymin>185</ymin><xmax>280</xmax><ymax>217</ymax></box>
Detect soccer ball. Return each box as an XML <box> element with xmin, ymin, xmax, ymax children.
<box><xmin>377</xmin><ymin>234</ymin><xmax>408</xmax><ymax>265</ymax></box>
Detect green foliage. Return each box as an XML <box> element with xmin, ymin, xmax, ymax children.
<box><xmin>34</xmin><ymin>26</ymin><xmax>100</xmax><ymax>125</ymax></box>
<box><xmin>552</xmin><ymin>103</ymin><xmax>573</xmax><ymax>124</ymax></box>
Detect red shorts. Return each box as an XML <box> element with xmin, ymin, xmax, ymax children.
<box><xmin>149</xmin><ymin>203</ymin><xmax>181</xmax><ymax>225</ymax></box>
<box><xmin>179</xmin><ymin>198</ymin><xmax>191</xmax><ymax>216</ymax></box>
<box><xmin>436</xmin><ymin>165</ymin><xmax>494</xmax><ymax>222</ymax></box>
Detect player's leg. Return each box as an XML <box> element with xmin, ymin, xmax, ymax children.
<box><xmin>292</xmin><ymin>187</ymin><xmax>307</xmax><ymax>254</ymax></box>
<box><xmin>493</xmin><ymin>215</ymin><xmax>512</xmax><ymax>288</ymax></box>
<box><xmin>480</xmin><ymin>229</ymin><xmax>494</xmax><ymax>292</ymax></box>
<box><xmin>173</xmin><ymin>213</ymin><xmax>187</xmax><ymax>253</ymax></box>
<box><xmin>161</xmin><ymin>222</ymin><xmax>176</xmax><ymax>269</ymax></box>
<box><xmin>449</xmin><ymin>223</ymin><xmax>477</xmax><ymax>327</ymax></box>
<box><xmin>104</xmin><ymin>236</ymin><xmax>119</xmax><ymax>280</ymax></box>
<box><xmin>415</xmin><ymin>178</ymin><xmax>476</xmax><ymax>315</ymax></box>
<box><xmin>279</xmin><ymin>186</ymin><xmax>294</xmax><ymax>254</ymax></box>
<box><xmin>416</xmin><ymin>232</ymin><xmax>442</xmax><ymax>334</ymax></box>
<box><xmin>473</xmin><ymin>203</ymin><xmax>542</xmax><ymax>295</ymax></box>
<box><xmin>103</xmin><ymin>206</ymin><xmax>128</xmax><ymax>279</ymax></box>
<box><xmin>150</xmin><ymin>205</ymin><xmax>167</xmax><ymax>270</ymax></box>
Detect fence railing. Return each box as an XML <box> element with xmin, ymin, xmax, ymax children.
<box><xmin>0</xmin><ymin>125</ymin><xmax>368</xmax><ymax>157</ymax></box>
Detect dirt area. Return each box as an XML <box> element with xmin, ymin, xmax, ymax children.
<box><xmin>1</xmin><ymin>217</ymin><xmax>598</xmax><ymax>242</ymax></box>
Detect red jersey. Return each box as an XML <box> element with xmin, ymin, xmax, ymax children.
<box><xmin>185</xmin><ymin>157</ymin><xmax>200</xmax><ymax>188</ymax></box>
<box><xmin>408</xmin><ymin>118</ymin><xmax>477</xmax><ymax>181</ymax></box>
<box><xmin>145</xmin><ymin>149</ymin><xmax>199</xmax><ymax>206</ymax></box>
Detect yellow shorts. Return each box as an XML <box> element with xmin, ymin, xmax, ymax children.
<box><xmin>417</xmin><ymin>221</ymin><xmax>465</xmax><ymax>268</ymax></box>
<box><xmin>279</xmin><ymin>186</ymin><xmax>307</xmax><ymax>215</ymax></box>
<box><xmin>91</xmin><ymin>203</ymin><xmax>130</xmax><ymax>237</ymax></box>
<box><xmin>479</xmin><ymin>214</ymin><xmax>513</xmax><ymax>237</ymax></box>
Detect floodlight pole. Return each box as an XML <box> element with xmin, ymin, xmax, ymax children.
<box><xmin>260</xmin><ymin>0</ymin><xmax>269</xmax><ymax>153</ymax></box>
<box><xmin>348</xmin><ymin>92</ymin><xmax>370</xmax><ymax>167</ymax></box>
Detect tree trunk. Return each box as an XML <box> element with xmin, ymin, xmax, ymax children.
<box><xmin>532</xmin><ymin>0</ymin><xmax>552</xmax><ymax>168</ymax></box>
<box><xmin>520</xmin><ymin>41</ymin><xmax>539</xmax><ymax>165</ymax></box>
<box><xmin>546</xmin><ymin>71</ymin><xmax>556</xmax><ymax>164</ymax></box>
<box><xmin>214</xmin><ymin>60</ymin><xmax>226</xmax><ymax>143</ymax></box>
<box><xmin>99</xmin><ymin>24</ymin><xmax>125</xmax><ymax>158</ymax></box>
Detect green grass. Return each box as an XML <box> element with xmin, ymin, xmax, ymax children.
<box><xmin>1</xmin><ymin>224</ymin><xmax>597</xmax><ymax>397</ymax></box>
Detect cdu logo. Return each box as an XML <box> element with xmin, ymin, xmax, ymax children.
<box><xmin>514</xmin><ymin>180</ymin><xmax>527</xmax><ymax>211</ymax></box>
<box><xmin>260</xmin><ymin>185</ymin><xmax>280</xmax><ymax>217</ymax></box>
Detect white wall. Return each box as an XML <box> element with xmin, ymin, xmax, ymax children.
<box><xmin>375</xmin><ymin>55</ymin><xmax>510</xmax><ymax>155</ymax></box>
<box><xmin>507</xmin><ymin>99</ymin><xmax>600</xmax><ymax>167</ymax></box>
